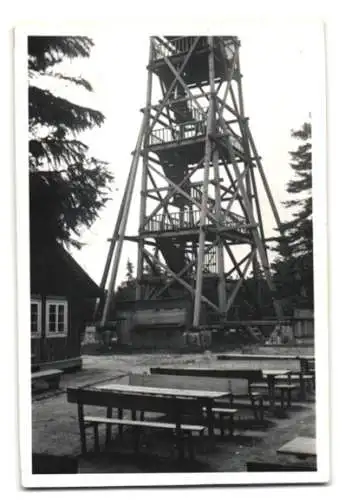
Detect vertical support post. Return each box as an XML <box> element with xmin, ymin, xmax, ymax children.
<box><xmin>236</xmin><ymin>56</ymin><xmax>260</xmax><ymax>301</ymax></box>
<box><xmin>218</xmin><ymin>114</ymin><xmax>283</xmax><ymax>320</ymax></box>
<box><xmin>193</xmin><ymin>36</ymin><xmax>216</xmax><ymax>327</ymax></box>
<box><xmin>246</xmin><ymin>125</ymin><xmax>283</xmax><ymax>231</ymax></box>
<box><xmin>136</xmin><ymin>38</ymin><xmax>154</xmax><ymax>300</ymax></box>
<box><xmin>93</xmin><ymin>166</ymin><xmax>132</xmax><ymax>321</ymax></box>
<box><xmin>100</xmin><ymin>117</ymin><xmax>146</xmax><ymax>327</ymax></box>
<box><xmin>213</xmin><ymin>148</ymin><xmax>226</xmax><ymax>315</ymax></box>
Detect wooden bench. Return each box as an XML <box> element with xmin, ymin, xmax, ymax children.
<box><xmin>246</xmin><ymin>460</ymin><xmax>317</xmax><ymax>472</ymax></box>
<box><xmin>31</xmin><ymin>369</ymin><xmax>62</xmax><ymax>390</ymax></box>
<box><xmin>205</xmin><ymin>408</ymin><xmax>238</xmax><ymax>436</ymax></box>
<box><xmin>275</xmin><ymin>373</ymin><xmax>315</xmax><ymax>399</ymax></box>
<box><xmin>83</xmin><ymin>416</ymin><xmax>206</xmax><ymax>460</ymax></box>
<box><xmin>146</xmin><ymin>370</ymin><xmax>264</xmax><ymax>422</ymax></box>
<box><xmin>129</xmin><ymin>373</ymin><xmax>238</xmax><ymax>433</ymax></box>
<box><xmin>299</xmin><ymin>358</ymin><xmax>316</xmax><ymax>391</ymax></box>
<box><xmin>67</xmin><ymin>386</ymin><xmax>208</xmax><ymax>460</ymax></box>
<box><xmin>249</xmin><ymin>373</ymin><xmax>299</xmax><ymax>409</ymax></box>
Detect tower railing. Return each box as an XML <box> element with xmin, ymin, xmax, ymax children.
<box><xmin>152</xmin><ymin>36</ymin><xmax>237</xmax><ymax>63</ymax></box>
<box><xmin>143</xmin><ymin>209</ymin><xmax>252</xmax><ymax>235</ymax></box>
<box><xmin>152</xmin><ymin>36</ymin><xmax>208</xmax><ymax>61</ymax></box>
<box><xmin>149</xmin><ymin>120</ymin><xmax>244</xmax><ymax>153</ymax></box>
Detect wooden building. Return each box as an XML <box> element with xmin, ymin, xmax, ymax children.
<box><xmin>30</xmin><ymin>241</ymin><xmax>101</xmax><ymax>371</ymax></box>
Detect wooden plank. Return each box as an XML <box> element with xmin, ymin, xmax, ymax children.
<box><xmin>217</xmin><ymin>353</ymin><xmax>298</xmax><ymax>361</ymax></box>
<box><xmin>150</xmin><ymin>366</ymin><xmax>263</xmax><ymax>381</ymax></box>
<box><xmin>130</xmin><ymin>373</ymin><xmax>231</xmax><ymax>393</ymax></box>
<box><xmin>277</xmin><ymin>437</ymin><xmax>316</xmax><ymax>458</ymax></box>
<box><xmin>262</xmin><ymin>370</ymin><xmax>290</xmax><ymax>376</ymax></box>
<box><xmin>31</xmin><ymin>369</ymin><xmax>62</xmax><ymax>380</ymax></box>
<box><xmin>67</xmin><ymin>387</ymin><xmax>207</xmax><ymax>415</ymax></box>
<box><xmin>84</xmin><ymin>416</ymin><xmax>205</xmax><ymax>433</ymax></box>
<box><xmin>95</xmin><ymin>382</ymin><xmax>230</xmax><ymax>399</ymax></box>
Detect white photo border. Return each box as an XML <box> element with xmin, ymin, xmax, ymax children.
<box><xmin>15</xmin><ymin>17</ymin><xmax>329</xmax><ymax>489</ymax></box>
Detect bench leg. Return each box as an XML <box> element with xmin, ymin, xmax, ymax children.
<box><xmin>287</xmin><ymin>389</ymin><xmax>292</xmax><ymax>408</ymax></box>
<box><xmin>77</xmin><ymin>404</ymin><xmax>87</xmax><ymax>455</ymax></box>
<box><xmin>93</xmin><ymin>424</ymin><xmax>100</xmax><ymax>453</ymax></box>
<box><xmin>206</xmin><ymin>404</ymin><xmax>214</xmax><ymax>438</ymax></box>
<box><xmin>133</xmin><ymin>426</ymin><xmax>141</xmax><ymax>453</ymax></box>
<box><xmin>175</xmin><ymin>428</ymin><xmax>185</xmax><ymax>461</ymax></box>
<box><xmin>219</xmin><ymin>414</ymin><xmax>224</xmax><ymax>437</ymax></box>
<box><xmin>280</xmin><ymin>389</ymin><xmax>285</xmax><ymax>409</ymax></box>
<box><xmin>48</xmin><ymin>377</ymin><xmax>60</xmax><ymax>390</ymax></box>
<box><xmin>228</xmin><ymin>414</ymin><xmax>234</xmax><ymax>437</ymax></box>
<box><xmin>105</xmin><ymin>407</ymin><xmax>112</xmax><ymax>445</ymax></box>
<box><xmin>299</xmin><ymin>375</ymin><xmax>307</xmax><ymax>401</ymax></box>
<box><xmin>251</xmin><ymin>399</ymin><xmax>260</xmax><ymax>421</ymax></box>
<box><xmin>253</xmin><ymin>404</ymin><xmax>258</xmax><ymax>421</ymax></box>
<box><xmin>187</xmin><ymin>432</ymin><xmax>195</xmax><ymax>461</ymax></box>
<box><xmin>117</xmin><ymin>408</ymin><xmax>123</xmax><ymax>440</ymax></box>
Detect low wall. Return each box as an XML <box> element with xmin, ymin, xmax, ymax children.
<box><xmin>257</xmin><ymin>345</ymin><xmax>315</xmax><ymax>356</ymax></box>
<box><xmin>131</xmin><ymin>329</ymin><xmax>185</xmax><ymax>350</ymax></box>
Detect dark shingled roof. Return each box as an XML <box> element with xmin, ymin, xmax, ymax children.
<box><xmin>30</xmin><ymin>241</ymin><xmax>102</xmax><ymax>298</ymax></box>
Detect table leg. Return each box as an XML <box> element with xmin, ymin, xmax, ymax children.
<box><xmin>118</xmin><ymin>408</ymin><xmax>123</xmax><ymax>440</ymax></box>
<box><xmin>267</xmin><ymin>376</ymin><xmax>275</xmax><ymax>412</ymax></box>
<box><xmin>93</xmin><ymin>424</ymin><xmax>100</xmax><ymax>452</ymax></box>
<box><xmin>175</xmin><ymin>412</ymin><xmax>184</xmax><ymax>461</ymax></box>
<box><xmin>299</xmin><ymin>373</ymin><xmax>306</xmax><ymax>401</ymax></box>
<box><xmin>77</xmin><ymin>403</ymin><xmax>87</xmax><ymax>455</ymax></box>
<box><xmin>106</xmin><ymin>407</ymin><xmax>112</xmax><ymax>445</ymax></box>
<box><xmin>206</xmin><ymin>403</ymin><xmax>214</xmax><ymax>438</ymax></box>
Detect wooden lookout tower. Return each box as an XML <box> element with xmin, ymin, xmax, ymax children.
<box><xmin>97</xmin><ymin>36</ymin><xmax>283</xmax><ymax>330</ymax></box>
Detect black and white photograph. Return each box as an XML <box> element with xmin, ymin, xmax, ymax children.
<box><xmin>14</xmin><ymin>18</ymin><xmax>329</xmax><ymax>488</ymax></box>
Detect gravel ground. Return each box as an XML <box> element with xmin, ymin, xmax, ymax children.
<box><xmin>32</xmin><ymin>350</ymin><xmax>316</xmax><ymax>474</ymax></box>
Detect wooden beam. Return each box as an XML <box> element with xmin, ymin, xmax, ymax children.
<box><xmin>147</xmin><ymin>162</ymin><xmax>219</xmax><ymax>225</ymax></box>
<box><xmin>143</xmin><ymin>159</ymin><xmax>202</xmax><ymax>226</ymax></box>
<box><xmin>226</xmin><ymin>251</ymin><xmax>253</xmax><ymax>311</ymax></box>
<box><xmin>193</xmin><ymin>36</ymin><xmax>216</xmax><ymax>327</ymax></box>
<box><xmin>143</xmin><ymin>248</ymin><xmax>220</xmax><ymax>313</ymax></box>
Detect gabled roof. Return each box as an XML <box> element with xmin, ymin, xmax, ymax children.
<box><xmin>30</xmin><ymin>240</ymin><xmax>102</xmax><ymax>298</ymax></box>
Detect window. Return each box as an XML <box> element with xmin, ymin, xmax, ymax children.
<box><xmin>45</xmin><ymin>299</ymin><xmax>68</xmax><ymax>337</ymax></box>
<box><xmin>31</xmin><ymin>300</ymin><xmax>42</xmax><ymax>337</ymax></box>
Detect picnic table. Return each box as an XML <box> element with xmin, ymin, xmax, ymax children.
<box><xmin>298</xmin><ymin>355</ymin><xmax>315</xmax><ymax>372</ymax></box>
<box><xmin>151</xmin><ymin>365</ymin><xmax>292</xmax><ymax>406</ymax></box>
<box><xmin>261</xmin><ymin>370</ymin><xmax>291</xmax><ymax>411</ymax></box>
<box><xmin>215</xmin><ymin>357</ymin><xmax>313</xmax><ymax>401</ymax></box>
<box><xmin>95</xmin><ymin>383</ymin><xmax>230</xmax><ymax>436</ymax></box>
<box><xmin>150</xmin><ymin>365</ymin><xmax>263</xmax><ymax>383</ymax></box>
<box><xmin>67</xmin><ymin>382</ymin><xmax>231</xmax><ymax>458</ymax></box>
<box><xmin>277</xmin><ymin>436</ymin><xmax>316</xmax><ymax>459</ymax></box>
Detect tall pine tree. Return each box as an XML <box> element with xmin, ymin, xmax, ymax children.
<box><xmin>272</xmin><ymin>122</ymin><xmax>313</xmax><ymax>312</ymax></box>
<box><xmin>29</xmin><ymin>36</ymin><xmax>113</xmax><ymax>248</ymax></box>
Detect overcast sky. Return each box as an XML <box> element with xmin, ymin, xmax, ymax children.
<box><xmin>49</xmin><ymin>24</ymin><xmax>320</xmax><ymax>288</ymax></box>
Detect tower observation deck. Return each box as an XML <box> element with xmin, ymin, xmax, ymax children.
<box><xmin>97</xmin><ymin>36</ymin><xmax>283</xmax><ymax>328</ymax></box>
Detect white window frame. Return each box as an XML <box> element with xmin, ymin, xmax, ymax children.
<box><xmin>45</xmin><ymin>299</ymin><xmax>68</xmax><ymax>338</ymax></box>
<box><xmin>31</xmin><ymin>299</ymin><xmax>42</xmax><ymax>338</ymax></box>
